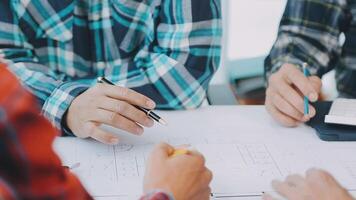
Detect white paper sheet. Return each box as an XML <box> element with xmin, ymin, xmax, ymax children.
<box><xmin>54</xmin><ymin>106</ymin><xmax>356</xmax><ymax>199</ymax></box>
<box><xmin>325</xmin><ymin>98</ymin><xmax>356</xmax><ymax>126</ymax></box>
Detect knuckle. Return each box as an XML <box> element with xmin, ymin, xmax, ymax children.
<box><xmin>118</xmin><ymin>102</ymin><xmax>128</xmax><ymax>113</ymax></box>
<box><xmin>269</xmin><ymin>74</ymin><xmax>280</xmax><ymax>85</ymax></box>
<box><xmin>118</xmin><ymin>87</ymin><xmax>128</xmax><ymax>96</ymax></box>
<box><xmin>300</xmin><ymin>82</ymin><xmax>310</xmax><ymax>92</ymax></box>
<box><xmin>285</xmin><ymin>175</ymin><xmax>294</xmax><ymax>181</ymax></box>
<box><xmin>195</xmin><ymin>155</ymin><xmax>206</xmax><ymax>167</ymax></box>
<box><xmin>108</xmin><ymin>112</ymin><xmax>116</xmax><ymax>122</ymax></box>
<box><xmin>86</xmin><ymin>124</ymin><xmax>97</xmax><ymax>137</ymax></box>
<box><xmin>306</xmin><ymin>169</ymin><xmax>323</xmax><ymax>180</ymax></box>
<box><xmin>316</xmin><ymin>170</ymin><xmax>329</xmax><ymax>180</ymax></box>
<box><xmin>157</xmin><ymin>142</ymin><xmax>170</xmax><ymax>149</ymax></box>
<box><xmin>286</xmin><ymin>174</ymin><xmax>299</xmax><ymax>182</ymax></box>
<box><xmin>115</xmin><ymin>102</ymin><xmax>122</xmax><ymax>113</ymax></box>
<box><xmin>95</xmin><ymin>83</ymin><xmax>106</xmax><ymax>92</ymax></box>
<box><xmin>206</xmin><ymin>170</ymin><xmax>213</xmax><ymax>182</ymax></box>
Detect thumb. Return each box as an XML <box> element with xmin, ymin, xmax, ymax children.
<box><xmin>152</xmin><ymin>142</ymin><xmax>175</xmax><ymax>159</ymax></box>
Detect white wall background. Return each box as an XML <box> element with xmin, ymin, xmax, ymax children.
<box><xmin>211</xmin><ymin>0</ymin><xmax>337</xmax><ymax>99</ymax></box>
<box><xmin>211</xmin><ymin>0</ymin><xmax>287</xmax><ymax>84</ymax></box>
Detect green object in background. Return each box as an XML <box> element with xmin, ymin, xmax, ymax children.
<box><xmin>227</xmin><ymin>55</ymin><xmax>266</xmax><ymax>81</ymax></box>
<box><xmin>226</xmin><ymin>55</ymin><xmax>267</xmax><ymax>102</ymax></box>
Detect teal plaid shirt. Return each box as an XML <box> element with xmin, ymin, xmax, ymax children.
<box><xmin>265</xmin><ymin>0</ymin><xmax>356</xmax><ymax>97</ymax></box>
<box><xmin>0</xmin><ymin>0</ymin><xmax>222</xmax><ymax>132</ymax></box>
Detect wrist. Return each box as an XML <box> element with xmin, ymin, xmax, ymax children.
<box><xmin>141</xmin><ymin>189</ymin><xmax>175</xmax><ymax>200</ymax></box>
<box><xmin>60</xmin><ymin>110</ymin><xmax>75</xmax><ymax>137</ymax></box>
<box><xmin>42</xmin><ymin>80</ymin><xmax>91</xmax><ymax>131</ymax></box>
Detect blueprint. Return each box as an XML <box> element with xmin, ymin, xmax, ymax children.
<box><xmin>53</xmin><ymin>107</ymin><xmax>356</xmax><ymax>199</ymax></box>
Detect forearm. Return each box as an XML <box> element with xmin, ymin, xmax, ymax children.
<box><xmin>3</xmin><ymin>59</ymin><xmax>92</xmax><ymax>133</ymax></box>
<box><xmin>140</xmin><ymin>190</ymin><xmax>174</xmax><ymax>200</ymax></box>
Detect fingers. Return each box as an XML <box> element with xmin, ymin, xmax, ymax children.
<box><xmin>91</xmin><ymin>108</ymin><xmax>144</xmax><ymax>135</ymax></box>
<box><xmin>266</xmin><ymin>95</ymin><xmax>299</xmax><ymax>127</ymax></box>
<box><xmin>281</xmin><ymin>64</ymin><xmax>318</xmax><ymax>102</ymax></box>
<box><xmin>262</xmin><ymin>193</ymin><xmax>278</xmax><ymax>200</ymax></box>
<box><xmin>306</xmin><ymin>168</ymin><xmax>339</xmax><ymax>187</ymax></box>
<box><xmin>186</xmin><ymin>150</ymin><xmax>206</xmax><ymax>166</ymax></box>
<box><xmin>201</xmin><ymin>168</ymin><xmax>213</xmax><ymax>185</ymax></box>
<box><xmin>271</xmin><ymin>93</ymin><xmax>304</xmax><ymax>121</ymax></box>
<box><xmin>271</xmin><ymin>180</ymin><xmax>296</xmax><ymax>199</ymax></box>
<box><xmin>285</xmin><ymin>174</ymin><xmax>305</xmax><ymax>187</ymax></box>
<box><xmin>152</xmin><ymin>143</ymin><xmax>175</xmax><ymax>159</ymax></box>
<box><xmin>192</xmin><ymin>187</ymin><xmax>212</xmax><ymax>200</ymax></box>
<box><xmin>272</xmin><ymin>80</ymin><xmax>306</xmax><ymax>116</ymax></box>
<box><xmin>98</xmin><ymin>84</ymin><xmax>156</xmax><ymax>109</ymax></box>
<box><xmin>84</xmin><ymin>123</ymin><xmax>119</xmax><ymax>145</ymax></box>
<box><xmin>309</xmin><ymin>76</ymin><xmax>322</xmax><ymax>93</ymax></box>
<box><xmin>266</xmin><ymin>64</ymin><xmax>321</xmax><ymax>126</ymax></box>
<box><xmin>97</xmin><ymin>97</ymin><xmax>154</xmax><ymax>127</ymax></box>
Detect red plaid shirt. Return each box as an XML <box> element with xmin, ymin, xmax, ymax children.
<box><xmin>0</xmin><ymin>64</ymin><xmax>171</xmax><ymax>200</ymax></box>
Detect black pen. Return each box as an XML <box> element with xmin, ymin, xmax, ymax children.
<box><xmin>97</xmin><ymin>77</ymin><xmax>167</xmax><ymax>126</ymax></box>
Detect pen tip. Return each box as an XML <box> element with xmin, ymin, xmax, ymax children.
<box><xmin>159</xmin><ymin>119</ymin><xmax>168</xmax><ymax>126</ymax></box>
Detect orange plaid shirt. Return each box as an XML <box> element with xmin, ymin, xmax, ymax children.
<box><xmin>0</xmin><ymin>64</ymin><xmax>171</xmax><ymax>200</ymax></box>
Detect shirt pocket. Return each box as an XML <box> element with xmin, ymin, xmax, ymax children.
<box><xmin>36</xmin><ymin>17</ymin><xmax>73</xmax><ymax>42</ymax></box>
<box><xmin>111</xmin><ymin>1</ymin><xmax>155</xmax><ymax>53</ymax></box>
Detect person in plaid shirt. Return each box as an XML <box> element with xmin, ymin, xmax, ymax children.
<box><xmin>0</xmin><ymin>0</ymin><xmax>221</xmax><ymax>144</ymax></box>
<box><xmin>0</xmin><ymin>63</ymin><xmax>213</xmax><ymax>199</ymax></box>
<box><xmin>265</xmin><ymin>0</ymin><xmax>355</xmax><ymax>127</ymax></box>
<box><xmin>1</xmin><ymin>62</ymin><xmax>354</xmax><ymax>200</ymax></box>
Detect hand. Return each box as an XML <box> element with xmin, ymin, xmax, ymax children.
<box><xmin>263</xmin><ymin>169</ymin><xmax>354</xmax><ymax>200</ymax></box>
<box><xmin>265</xmin><ymin>63</ymin><xmax>322</xmax><ymax>127</ymax></box>
<box><xmin>143</xmin><ymin>143</ymin><xmax>213</xmax><ymax>200</ymax></box>
<box><xmin>66</xmin><ymin>83</ymin><xmax>156</xmax><ymax>145</ymax></box>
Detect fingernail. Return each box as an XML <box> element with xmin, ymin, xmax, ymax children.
<box><xmin>110</xmin><ymin>138</ymin><xmax>119</xmax><ymax>144</ymax></box>
<box><xmin>146</xmin><ymin>100</ymin><xmax>156</xmax><ymax>108</ymax></box>
<box><xmin>309</xmin><ymin>112</ymin><xmax>316</xmax><ymax>118</ymax></box>
<box><xmin>308</xmin><ymin>93</ymin><xmax>318</xmax><ymax>102</ymax></box>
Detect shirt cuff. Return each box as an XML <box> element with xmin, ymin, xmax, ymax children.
<box><xmin>139</xmin><ymin>190</ymin><xmax>175</xmax><ymax>200</ymax></box>
<box><xmin>269</xmin><ymin>55</ymin><xmax>305</xmax><ymax>76</ymax></box>
<box><xmin>42</xmin><ymin>79</ymin><xmax>94</xmax><ymax>136</ymax></box>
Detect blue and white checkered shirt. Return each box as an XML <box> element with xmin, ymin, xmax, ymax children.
<box><xmin>0</xmin><ymin>0</ymin><xmax>222</xmax><ymax>133</ymax></box>
<box><xmin>265</xmin><ymin>0</ymin><xmax>356</xmax><ymax>97</ymax></box>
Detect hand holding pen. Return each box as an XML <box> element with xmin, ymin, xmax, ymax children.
<box><xmin>97</xmin><ymin>77</ymin><xmax>167</xmax><ymax>126</ymax></box>
<box><xmin>65</xmin><ymin>76</ymin><xmax>166</xmax><ymax>145</ymax></box>
<box><xmin>265</xmin><ymin>63</ymin><xmax>322</xmax><ymax>127</ymax></box>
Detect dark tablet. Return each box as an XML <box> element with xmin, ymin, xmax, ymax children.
<box><xmin>307</xmin><ymin>101</ymin><xmax>356</xmax><ymax>141</ymax></box>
